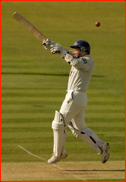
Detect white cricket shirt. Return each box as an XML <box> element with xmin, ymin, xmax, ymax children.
<box><xmin>67</xmin><ymin>55</ymin><xmax>95</xmax><ymax>92</ymax></box>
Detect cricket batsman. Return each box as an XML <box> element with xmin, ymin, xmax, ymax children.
<box><xmin>42</xmin><ymin>39</ymin><xmax>110</xmax><ymax>164</ymax></box>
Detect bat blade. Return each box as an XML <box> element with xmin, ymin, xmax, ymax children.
<box><xmin>12</xmin><ymin>12</ymin><xmax>46</xmax><ymax>42</ymax></box>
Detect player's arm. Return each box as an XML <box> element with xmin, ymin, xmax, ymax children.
<box><xmin>49</xmin><ymin>43</ymin><xmax>93</xmax><ymax>71</ymax></box>
<box><xmin>64</xmin><ymin>54</ymin><xmax>94</xmax><ymax>71</ymax></box>
<box><xmin>42</xmin><ymin>39</ymin><xmax>73</xmax><ymax>55</ymax></box>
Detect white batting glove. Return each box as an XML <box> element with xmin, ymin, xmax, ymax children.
<box><xmin>42</xmin><ymin>38</ymin><xmax>55</xmax><ymax>50</ymax></box>
<box><xmin>50</xmin><ymin>43</ymin><xmax>62</xmax><ymax>53</ymax></box>
<box><xmin>50</xmin><ymin>43</ymin><xmax>68</xmax><ymax>58</ymax></box>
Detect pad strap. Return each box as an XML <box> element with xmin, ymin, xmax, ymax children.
<box><xmin>52</xmin><ymin>111</ymin><xmax>66</xmax><ymax>130</ymax></box>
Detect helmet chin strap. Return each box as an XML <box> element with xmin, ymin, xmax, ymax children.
<box><xmin>77</xmin><ymin>48</ymin><xmax>82</xmax><ymax>58</ymax></box>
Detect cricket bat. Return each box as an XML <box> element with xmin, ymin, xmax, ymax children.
<box><xmin>12</xmin><ymin>12</ymin><xmax>46</xmax><ymax>42</ymax></box>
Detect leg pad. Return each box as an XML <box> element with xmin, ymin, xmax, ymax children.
<box><xmin>52</xmin><ymin>111</ymin><xmax>67</xmax><ymax>157</ymax></box>
<box><xmin>68</xmin><ymin>121</ymin><xmax>102</xmax><ymax>153</ymax></box>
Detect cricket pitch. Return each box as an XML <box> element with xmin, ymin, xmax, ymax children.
<box><xmin>1</xmin><ymin>161</ymin><xmax>125</xmax><ymax>181</ymax></box>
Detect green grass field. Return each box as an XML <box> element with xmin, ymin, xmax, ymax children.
<box><xmin>1</xmin><ymin>1</ymin><xmax>125</xmax><ymax>181</ymax></box>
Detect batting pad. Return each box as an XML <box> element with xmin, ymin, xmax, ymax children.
<box><xmin>68</xmin><ymin>122</ymin><xmax>102</xmax><ymax>154</ymax></box>
<box><xmin>52</xmin><ymin>111</ymin><xmax>67</xmax><ymax>158</ymax></box>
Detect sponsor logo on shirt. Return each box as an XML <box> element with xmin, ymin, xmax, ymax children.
<box><xmin>82</xmin><ymin>58</ymin><xmax>87</xmax><ymax>64</ymax></box>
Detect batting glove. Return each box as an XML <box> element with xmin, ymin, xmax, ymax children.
<box><xmin>50</xmin><ymin>43</ymin><xmax>69</xmax><ymax>58</ymax></box>
<box><xmin>42</xmin><ymin>38</ymin><xmax>55</xmax><ymax>50</ymax></box>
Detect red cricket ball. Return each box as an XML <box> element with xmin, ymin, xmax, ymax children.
<box><xmin>95</xmin><ymin>21</ymin><xmax>100</xmax><ymax>27</ymax></box>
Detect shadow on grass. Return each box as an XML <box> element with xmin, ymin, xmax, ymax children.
<box><xmin>1</xmin><ymin>72</ymin><xmax>105</xmax><ymax>77</ymax></box>
<box><xmin>65</xmin><ymin>169</ymin><xmax>125</xmax><ymax>172</ymax></box>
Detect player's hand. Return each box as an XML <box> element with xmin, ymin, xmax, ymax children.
<box><xmin>50</xmin><ymin>44</ymin><xmax>63</xmax><ymax>54</ymax></box>
<box><xmin>42</xmin><ymin>38</ymin><xmax>55</xmax><ymax>50</ymax></box>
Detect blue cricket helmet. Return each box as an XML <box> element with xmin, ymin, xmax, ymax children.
<box><xmin>70</xmin><ymin>40</ymin><xmax>90</xmax><ymax>54</ymax></box>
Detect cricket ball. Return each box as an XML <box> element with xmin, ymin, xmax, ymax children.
<box><xmin>95</xmin><ymin>21</ymin><xmax>100</xmax><ymax>27</ymax></box>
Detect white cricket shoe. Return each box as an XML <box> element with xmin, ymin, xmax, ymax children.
<box><xmin>101</xmin><ymin>143</ymin><xmax>110</xmax><ymax>163</ymax></box>
<box><xmin>48</xmin><ymin>153</ymin><xmax>68</xmax><ymax>164</ymax></box>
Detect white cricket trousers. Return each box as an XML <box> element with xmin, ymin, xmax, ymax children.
<box><xmin>60</xmin><ymin>90</ymin><xmax>87</xmax><ymax>130</ymax></box>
